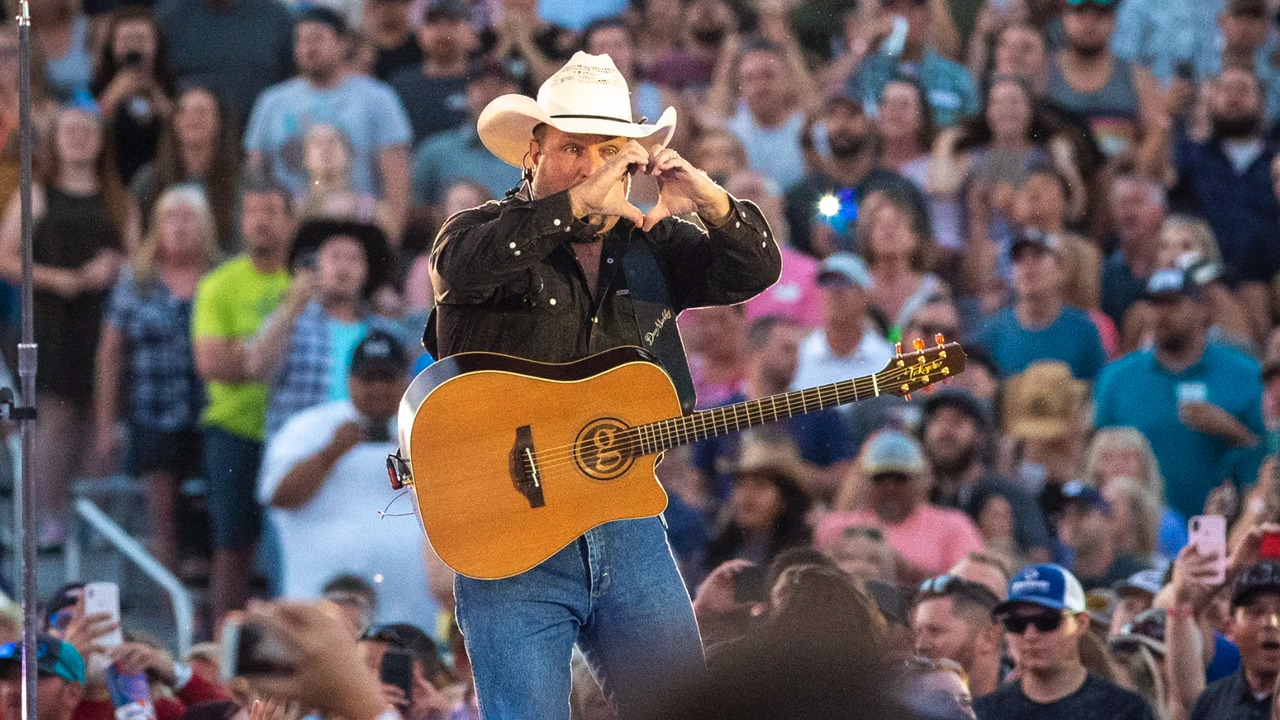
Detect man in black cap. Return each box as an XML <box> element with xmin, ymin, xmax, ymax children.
<box><xmin>920</xmin><ymin>390</ymin><xmax>1052</xmax><ymax>563</ymax></box>
<box><xmin>1188</xmin><ymin>560</ymin><xmax>1280</xmax><ymax>720</ymax></box>
<box><xmin>259</xmin><ymin>331</ymin><xmax>442</xmax><ymax>626</ymax></box>
<box><xmin>390</xmin><ymin>0</ymin><xmax>477</xmax><ymax>146</ymax></box>
<box><xmin>247</xmin><ymin>219</ymin><xmax>402</xmax><ymax>440</ymax></box>
<box><xmin>244</xmin><ymin>6</ymin><xmax>413</xmax><ymax>230</ymax></box>
<box><xmin>977</xmin><ymin>231</ymin><xmax>1106</xmax><ymax>380</ymax></box>
<box><xmin>1095</xmin><ymin>267</ymin><xmax>1265</xmax><ymax>521</ymax></box>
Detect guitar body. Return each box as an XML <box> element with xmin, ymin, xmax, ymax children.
<box><xmin>399</xmin><ymin>347</ymin><xmax>677</xmax><ymax>580</ymax></box>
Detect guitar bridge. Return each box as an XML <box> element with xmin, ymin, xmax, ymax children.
<box><xmin>509</xmin><ymin>425</ymin><xmax>546</xmax><ymax>509</ymax></box>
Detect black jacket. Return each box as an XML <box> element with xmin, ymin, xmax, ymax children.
<box><xmin>429</xmin><ymin>188</ymin><xmax>781</xmax><ymax>362</ymax></box>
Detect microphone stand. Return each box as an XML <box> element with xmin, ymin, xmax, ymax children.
<box><xmin>10</xmin><ymin>4</ymin><xmax>41</xmax><ymax>720</ymax></box>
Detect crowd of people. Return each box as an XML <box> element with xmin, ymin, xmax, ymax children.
<box><xmin>1</xmin><ymin>0</ymin><xmax>1280</xmax><ymax>717</ymax></box>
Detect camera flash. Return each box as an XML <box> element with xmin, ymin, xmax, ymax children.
<box><xmin>817</xmin><ymin>194</ymin><xmax>840</xmax><ymax>218</ymax></box>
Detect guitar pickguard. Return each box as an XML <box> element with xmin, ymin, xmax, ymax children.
<box><xmin>573</xmin><ymin>418</ymin><xmax>636</xmax><ymax>481</ymax></box>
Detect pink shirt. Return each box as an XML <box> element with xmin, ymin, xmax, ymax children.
<box><xmin>816</xmin><ymin>504</ymin><xmax>986</xmax><ymax>578</ymax></box>
<box><xmin>744</xmin><ymin>247</ymin><xmax>822</xmax><ymax>329</ymax></box>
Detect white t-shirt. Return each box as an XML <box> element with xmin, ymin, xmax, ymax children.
<box><xmin>725</xmin><ymin>105</ymin><xmax>808</xmax><ymax>191</ymax></box>
<box><xmin>259</xmin><ymin>399</ymin><xmax>438</xmax><ymax>628</ymax></box>
<box><xmin>791</xmin><ymin>328</ymin><xmax>896</xmax><ymax>392</ymax></box>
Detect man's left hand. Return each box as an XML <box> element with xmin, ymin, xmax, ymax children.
<box><xmin>641</xmin><ymin>144</ymin><xmax>731</xmax><ymax>232</ymax></box>
<box><xmin>1179</xmin><ymin>401</ymin><xmax>1257</xmax><ymax>447</ymax></box>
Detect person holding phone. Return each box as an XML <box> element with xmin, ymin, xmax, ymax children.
<box><xmin>90</xmin><ymin>6</ymin><xmax>178</xmax><ymax>184</ymax></box>
<box><xmin>258</xmin><ymin>332</ymin><xmax>443</xmax><ymax>628</ymax></box>
<box><xmin>245</xmin><ymin>218</ymin><xmax>407</xmax><ymax>442</ymax></box>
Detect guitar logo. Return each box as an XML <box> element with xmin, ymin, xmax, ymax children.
<box><xmin>574</xmin><ymin>418</ymin><xmax>636</xmax><ymax>480</ymax></box>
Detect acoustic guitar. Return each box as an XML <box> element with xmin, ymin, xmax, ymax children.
<box><xmin>388</xmin><ymin>336</ymin><xmax>965</xmax><ymax>580</ymax></box>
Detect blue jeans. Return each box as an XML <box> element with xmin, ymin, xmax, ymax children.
<box><xmin>455</xmin><ymin>517</ymin><xmax>704</xmax><ymax>720</ymax></box>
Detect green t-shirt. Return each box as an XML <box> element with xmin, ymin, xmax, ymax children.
<box><xmin>192</xmin><ymin>255</ymin><xmax>291</xmax><ymax>440</ymax></box>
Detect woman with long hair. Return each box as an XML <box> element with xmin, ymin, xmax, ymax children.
<box><xmin>855</xmin><ymin>188</ymin><xmax>951</xmax><ymax>341</ymax></box>
<box><xmin>1082</xmin><ymin>427</ymin><xmax>1187</xmax><ymax>560</ymax></box>
<box><xmin>0</xmin><ymin>104</ymin><xmax>138</xmax><ymax>547</ymax></box>
<box><xmin>930</xmin><ymin>75</ymin><xmax>1085</xmax><ymax>235</ymax></box>
<box><xmin>91</xmin><ymin>6</ymin><xmax>177</xmax><ymax>184</ymax></box>
<box><xmin>298</xmin><ymin>123</ymin><xmax>399</xmax><ymax>245</ymax></box>
<box><xmin>876</xmin><ymin>78</ymin><xmax>964</xmax><ymax>256</ymax></box>
<box><xmin>130</xmin><ymin>87</ymin><xmax>240</xmax><ymax>255</ymax></box>
<box><xmin>93</xmin><ymin>185</ymin><xmax>218</xmax><ymax>570</ymax></box>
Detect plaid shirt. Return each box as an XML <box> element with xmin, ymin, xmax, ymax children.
<box><xmin>263</xmin><ymin>300</ymin><xmax>402</xmax><ymax>439</ymax></box>
<box><xmin>105</xmin><ymin>269</ymin><xmax>204</xmax><ymax>432</ymax></box>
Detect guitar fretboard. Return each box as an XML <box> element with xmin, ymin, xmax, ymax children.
<box><xmin>630</xmin><ymin>371</ymin><xmax>886</xmax><ymax>456</ymax></box>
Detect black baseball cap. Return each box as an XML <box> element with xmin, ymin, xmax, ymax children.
<box><xmin>1145</xmin><ymin>268</ymin><xmax>1204</xmax><ymax>302</ymax></box>
<box><xmin>1232</xmin><ymin>560</ymin><xmax>1280</xmax><ymax>608</ymax></box>
<box><xmin>296</xmin><ymin>6</ymin><xmax>348</xmax><ymax>35</ymax></box>
<box><xmin>1065</xmin><ymin>0</ymin><xmax>1119</xmax><ymax>11</ymax></box>
<box><xmin>350</xmin><ymin>331</ymin><xmax>409</xmax><ymax>381</ymax></box>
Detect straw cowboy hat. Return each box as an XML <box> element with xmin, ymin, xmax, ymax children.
<box><xmin>477</xmin><ymin>51</ymin><xmax>678</xmax><ymax>168</ymax></box>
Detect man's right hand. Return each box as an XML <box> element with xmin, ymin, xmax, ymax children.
<box><xmin>284</xmin><ymin>269</ymin><xmax>318</xmax><ymax>314</ymax></box>
<box><xmin>566</xmin><ymin>141</ymin><xmax>649</xmax><ymax>229</ymax></box>
<box><xmin>329</xmin><ymin>422</ymin><xmax>367</xmax><ymax>455</ymax></box>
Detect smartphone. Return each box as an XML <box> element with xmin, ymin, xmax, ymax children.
<box><xmin>1189</xmin><ymin>515</ymin><xmax>1227</xmax><ymax>584</ymax></box>
<box><xmin>219</xmin><ymin>617</ymin><xmax>294</xmax><ymax>681</ymax></box>
<box><xmin>731</xmin><ymin>564</ymin><xmax>766</xmax><ymax>604</ymax></box>
<box><xmin>380</xmin><ymin>649</ymin><xmax>414</xmax><ymax>704</ymax></box>
<box><xmin>881</xmin><ymin>16</ymin><xmax>909</xmax><ymax>58</ymax></box>
<box><xmin>83</xmin><ymin>582</ymin><xmax>124</xmax><ymax>648</ymax></box>
<box><xmin>364</xmin><ymin>416</ymin><xmax>391</xmax><ymax>443</ymax></box>
<box><xmin>1261</xmin><ymin>531</ymin><xmax>1280</xmax><ymax>561</ymax></box>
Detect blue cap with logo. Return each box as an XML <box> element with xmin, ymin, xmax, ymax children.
<box><xmin>0</xmin><ymin>635</ymin><xmax>85</xmax><ymax>684</ymax></box>
<box><xmin>994</xmin><ymin>563</ymin><xmax>1087</xmax><ymax>615</ymax></box>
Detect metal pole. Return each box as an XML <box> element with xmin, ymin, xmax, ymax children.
<box><xmin>15</xmin><ymin>4</ymin><xmax>39</xmax><ymax>720</ymax></box>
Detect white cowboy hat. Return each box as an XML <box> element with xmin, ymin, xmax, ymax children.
<box><xmin>477</xmin><ymin>51</ymin><xmax>678</xmax><ymax>168</ymax></box>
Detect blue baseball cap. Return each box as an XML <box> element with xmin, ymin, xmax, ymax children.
<box><xmin>994</xmin><ymin>563</ymin><xmax>1086</xmax><ymax>615</ymax></box>
<box><xmin>0</xmin><ymin>636</ymin><xmax>86</xmax><ymax>684</ymax></box>
<box><xmin>1061</xmin><ymin>481</ymin><xmax>1112</xmax><ymax>516</ymax></box>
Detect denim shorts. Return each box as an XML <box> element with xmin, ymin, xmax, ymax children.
<box><xmin>202</xmin><ymin>426</ymin><xmax>263</xmax><ymax>551</ymax></box>
<box><xmin>126</xmin><ymin>426</ymin><xmax>202</xmax><ymax>479</ymax></box>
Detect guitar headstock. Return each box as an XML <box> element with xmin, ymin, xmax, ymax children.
<box><xmin>876</xmin><ymin>335</ymin><xmax>967</xmax><ymax>400</ymax></box>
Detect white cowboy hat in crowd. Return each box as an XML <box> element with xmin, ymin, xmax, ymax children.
<box><xmin>477</xmin><ymin>51</ymin><xmax>678</xmax><ymax>168</ymax></box>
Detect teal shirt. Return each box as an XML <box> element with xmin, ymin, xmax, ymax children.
<box><xmin>977</xmin><ymin>306</ymin><xmax>1107</xmax><ymax>380</ymax></box>
<box><xmin>852</xmin><ymin>50</ymin><xmax>979</xmax><ymax>127</ymax></box>
<box><xmin>327</xmin><ymin>318</ymin><xmax>367</xmax><ymax>401</ymax></box>
<box><xmin>1095</xmin><ymin>344</ymin><xmax>1266</xmax><ymax>519</ymax></box>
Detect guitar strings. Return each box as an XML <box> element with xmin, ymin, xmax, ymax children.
<box><xmin>524</xmin><ymin>361</ymin><xmax>940</xmax><ymax>468</ymax></box>
<box><xmin>517</xmin><ymin>361</ymin><xmax>948</xmax><ymax>473</ymax></box>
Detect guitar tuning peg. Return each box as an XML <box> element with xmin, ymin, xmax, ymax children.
<box><xmin>935</xmin><ymin>333</ymin><xmax>946</xmax><ymax>346</ymax></box>
<box><xmin>913</xmin><ymin>338</ymin><xmax>925</xmax><ymax>352</ymax></box>
<box><xmin>903</xmin><ymin>392</ymin><xmax>912</xmax><ymax>402</ymax></box>
<box><xmin>924</xmin><ymin>385</ymin><xmax>935</xmax><ymax>394</ymax></box>
<box><xmin>895</xmin><ymin>342</ymin><xmax>903</xmax><ymax>358</ymax></box>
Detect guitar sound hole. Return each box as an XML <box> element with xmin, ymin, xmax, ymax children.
<box><xmin>574</xmin><ymin>418</ymin><xmax>636</xmax><ymax>481</ymax></box>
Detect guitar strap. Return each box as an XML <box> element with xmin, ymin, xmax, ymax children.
<box><xmin>622</xmin><ymin>234</ymin><xmax>697</xmax><ymax>413</ymax></box>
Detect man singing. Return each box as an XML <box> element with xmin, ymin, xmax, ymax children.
<box><xmin>429</xmin><ymin>52</ymin><xmax>781</xmax><ymax>718</ymax></box>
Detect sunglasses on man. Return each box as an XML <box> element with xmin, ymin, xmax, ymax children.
<box><xmin>1065</xmin><ymin>0</ymin><xmax>1118</xmax><ymax>12</ymax></box>
<box><xmin>918</xmin><ymin>574</ymin><xmax>1001</xmax><ymax>611</ymax></box>
<box><xmin>997</xmin><ymin>611</ymin><xmax>1073</xmax><ymax>634</ymax></box>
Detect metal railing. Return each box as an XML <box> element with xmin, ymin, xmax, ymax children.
<box><xmin>64</xmin><ymin>496</ymin><xmax>195</xmax><ymax>656</ymax></box>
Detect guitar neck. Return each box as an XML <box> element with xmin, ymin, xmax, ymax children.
<box><xmin>633</xmin><ymin>373</ymin><xmax>884</xmax><ymax>456</ymax></box>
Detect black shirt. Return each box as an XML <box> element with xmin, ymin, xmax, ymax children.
<box><xmin>430</xmin><ymin>190</ymin><xmax>780</xmax><ymax>362</ymax></box>
<box><xmin>1190</xmin><ymin>669</ymin><xmax>1272</xmax><ymax>720</ymax></box>
<box><xmin>975</xmin><ymin>673</ymin><xmax>1154</xmax><ymax>720</ymax></box>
